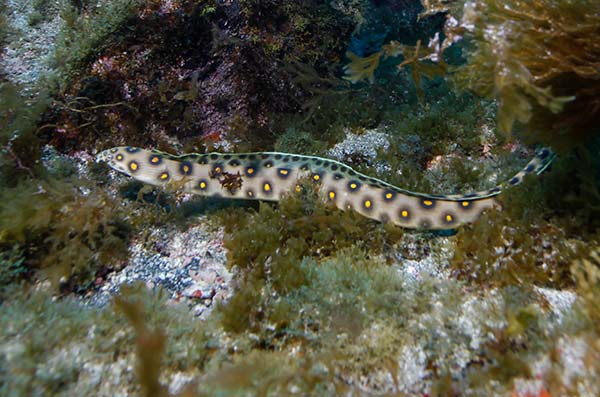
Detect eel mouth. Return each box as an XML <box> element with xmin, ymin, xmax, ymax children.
<box><xmin>95</xmin><ymin>147</ymin><xmax>132</xmax><ymax>176</ymax></box>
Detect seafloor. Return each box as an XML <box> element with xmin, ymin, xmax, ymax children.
<box><xmin>1</xmin><ymin>1</ymin><xmax>599</xmax><ymax>396</ymax></box>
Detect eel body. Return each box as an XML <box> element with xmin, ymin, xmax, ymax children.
<box><xmin>97</xmin><ymin>146</ymin><xmax>554</xmax><ymax>230</ymax></box>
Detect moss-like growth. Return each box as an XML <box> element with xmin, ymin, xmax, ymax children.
<box><xmin>0</xmin><ymin>283</ymin><xmax>215</xmax><ymax>396</ymax></box>
<box><xmin>0</xmin><ymin>288</ymin><xmax>104</xmax><ymax>395</ymax></box>
<box><xmin>273</xmin><ymin>126</ymin><xmax>327</xmax><ymax>155</ymax></box>
<box><xmin>0</xmin><ymin>178</ymin><xmax>131</xmax><ymax>291</ymax></box>
<box><xmin>26</xmin><ymin>0</ymin><xmax>57</xmax><ymax>26</ymax></box>
<box><xmin>237</xmin><ymin>0</ymin><xmax>358</xmax><ymax>64</ymax></box>
<box><xmin>0</xmin><ymin>246</ymin><xmax>27</xmax><ymax>292</ymax></box>
<box><xmin>571</xmin><ymin>248</ymin><xmax>600</xmax><ymax>334</ymax></box>
<box><xmin>461</xmin><ymin>287</ymin><xmax>548</xmax><ymax>391</ymax></box>
<box><xmin>0</xmin><ymin>0</ymin><xmax>8</xmax><ymax>48</ymax></box>
<box><xmin>352</xmin><ymin>88</ymin><xmax>501</xmax><ymax>196</ymax></box>
<box><xmin>451</xmin><ymin>208</ymin><xmax>587</xmax><ymax>288</ymax></box>
<box><xmin>209</xmin><ymin>250</ymin><xmax>502</xmax><ymax>396</ymax></box>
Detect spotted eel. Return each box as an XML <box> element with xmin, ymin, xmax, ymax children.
<box><xmin>97</xmin><ymin>146</ymin><xmax>555</xmax><ymax>230</ymax></box>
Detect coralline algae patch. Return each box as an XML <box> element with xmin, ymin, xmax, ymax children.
<box><xmin>326</xmin><ymin>129</ymin><xmax>391</xmax><ymax>164</ymax></box>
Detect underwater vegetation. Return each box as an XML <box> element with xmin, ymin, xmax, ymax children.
<box><xmin>0</xmin><ymin>177</ymin><xmax>131</xmax><ymax>293</ymax></box>
<box><xmin>453</xmin><ymin>0</ymin><xmax>600</xmax><ymax>150</ymax></box>
<box><xmin>54</xmin><ymin>0</ymin><xmax>145</xmax><ymax>80</ymax></box>
<box><xmin>345</xmin><ymin>0</ymin><xmax>600</xmax><ymax>151</ymax></box>
<box><xmin>451</xmin><ymin>205</ymin><xmax>586</xmax><ymax>289</ymax></box>
<box><xmin>0</xmin><ymin>0</ymin><xmax>7</xmax><ymax>49</ymax></box>
<box><xmin>344</xmin><ymin>38</ymin><xmax>447</xmax><ymax>100</ymax></box>
<box><xmin>47</xmin><ymin>0</ymin><xmax>219</xmax><ymax>151</ymax></box>
<box><xmin>1</xmin><ymin>0</ymin><xmax>600</xmax><ymax>396</ymax></box>
<box><xmin>45</xmin><ymin>0</ymin><xmax>367</xmax><ymax>154</ymax></box>
<box><xmin>572</xmin><ymin>248</ymin><xmax>600</xmax><ymax>334</ymax></box>
<box><xmin>217</xmin><ymin>181</ymin><xmax>404</xmax><ymax>333</ymax></box>
<box><xmin>0</xmin><ymin>283</ymin><xmax>218</xmax><ymax>396</ymax></box>
<box><xmin>378</xmin><ymin>88</ymin><xmax>496</xmax><ymax>189</ymax></box>
<box><xmin>4</xmin><ymin>243</ymin><xmax>600</xmax><ymax>396</ymax></box>
<box><xmin>450</xmin><ymin>146</ymin><xmax>600</xmax><ymax>289</ymax></box>
<box><xmin>0</xmin><ymin>82</ymin><xmax>51</xmax><ymax>184</ymax></box>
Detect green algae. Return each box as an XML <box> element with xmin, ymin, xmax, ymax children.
<box><xmin>0</xmin><ymin>0</ymin><xmax>7</xmax><ymax>47</ymax></box>
<box><xmin>376</xmin><ymin>88</ymin><xmax>497</xmax><ymax>193</ymax></box>
<box><xmin>1</xmin><ymin>251</ymin><xmax>598</xmax><ymax>396</ymax></box>
<box><xmin>208</xmin><ymin>249</ymin><xmax>470</xmax><ymax>396</ymax></box>
<box><xmin>54</xmin><ymin>0</ymin><xmax>144</xmax><ymax>80</ymax></box>
<box><xmin>572</xmin><ymin>249</ymin><xmax>600</xmax><ymax>335</ymax></box>
<box><xmin>0</xmin><ymin>82</ymin><xmax>51</xmax><ymax>183</ymax></box>
<box><xmin>451</xmin><ymin>207</ymin><xmax>587</xmax><ymax>289</ymax></box>
<box><xmin>0</xmin><ymin>246</ymin><xmax>26</xmax><ymax>292</ymax></box>
<box><xmin>0</xmin><ymin>283</ymin><xmax>216</xmax><ymax>397</ymax></box>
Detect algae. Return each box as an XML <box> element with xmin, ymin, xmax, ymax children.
<box><xmin>454</xmin><ymin>0</ymin><xmax>600</xmax><ymax>150</ymax></box>
<box><xmin>54</xmin><ymin>0</ymin><xmax>144</xmax><ymax>80</ymax></box>
<box><xmin>0</xmin><ymin>82</ymin><xmax>51</xmax><ymax>183</ymax></box>
<box><xmin>217</xmin><ymin>180</ymin><xmax>403</xmax><ymax>333</ymax></box>
<box><xmin>450</xmin><ymin>168</ymin><xmax>595</xmax><ymax>289</ymax></box>
<box><xmin>0</xmin><ymin>177</ymin><xmax>131</xmax><ymax>291</ymax></box>
<box><xmin>1</xmin><ymin>0</ymin><xmax>600</xmax><ymax>395</ymax></box>
<box><xmin>342</xmin><ymin>0</ymin><xmax>600</xmax><ymax>150</ymax></box>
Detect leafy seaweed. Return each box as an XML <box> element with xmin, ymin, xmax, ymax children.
<box><xmin>453</xmin><ymin>0</ymin><xmax>600</xmax><ymax>149</ymax></box>
<box><xmin>0</xmin><ymin>178</ymin><xmax>131</xmax><ymax>290</ymax></box>
<box><xmin>343</xmin><ymin>39</ymin><xmax>446</xmax><ymax>99</ymax></box>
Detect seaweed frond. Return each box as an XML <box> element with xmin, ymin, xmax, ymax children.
<box><xmin>0</xmin><ymin>177</ymin><xmax>131</xmax><ymax>290</ymax></box>
<box><xmin>571</xmin><ymin>248</ymin><xmax>600</xmax><ymax>333</ymax></box>
<box><xmin>454</xmin><ymin>0</ymin><xmax>600</xmax><ymax>149</ymax></box>
<box><xmin>343</xmin><ymin>39</ymin><xmax>447</xmax><ymax>99</ymax></box>
<box><xmin>394</xmin><ymin>39</ymin><xmax>447</xmax><ymax>99</ymax></box>
<box><xmin>343</xmin><ymin>50</ymin><xmax>381</xmax><ymax>84</ymax></box>
<box><xmin>115</xmin><ymin>293</ymin><xmax>168</xmax><ymax>397</ymax></box>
